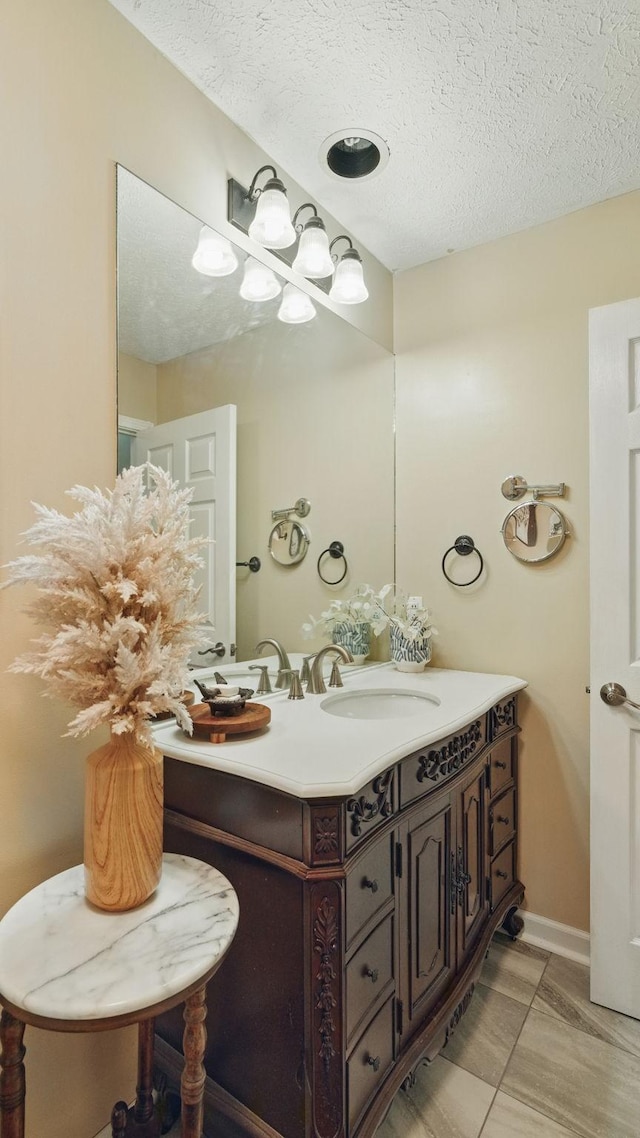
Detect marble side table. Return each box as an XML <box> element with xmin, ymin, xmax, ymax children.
<box><xmin>0</xmin><ymin>853</ymin><xmax>239</xmax><ymax>1138</ymax></box>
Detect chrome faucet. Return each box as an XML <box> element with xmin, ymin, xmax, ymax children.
<box><xmin>255</xmin><ymin>638</ymin><xmax>291</xmax><ymax>690</ymax></box>
<box><xmin>307</xmin><ymin>644</ymin><xmax>354</xmax><ymax>695</ymax></box>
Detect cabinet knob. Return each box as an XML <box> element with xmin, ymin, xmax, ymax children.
<box><xmin>496</xmin><ymin>815</ymin><xmax>510</xmax><ymax>825</ymax></box>
<box><xmin>494</xmin><ymin>760</ymin><xmax>507</xmax><ymax>770</ymax></box>
<box><xmin>367</xmin><ymin>1054</ymin><xmax>380</xmax><ymax>1072</ymax></box>
<box><xmin>364</xmin><ymin>967</ymin><xmax>379</xmax><ymax>983</ymax></box>
<box><xmin>363</xmin><ymin>877</ymin><xmax>379</xmax><ymax>893</ymax></box>
<box><xmin>496</xmin><ymin>869</ymin><xmax>508</xmax><ymax>879</ymax></box>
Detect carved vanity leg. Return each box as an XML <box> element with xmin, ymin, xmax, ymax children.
<box><xmin>181</xmin><ymin>985</ymin><xmax>207</xmax><ymax>1138</ymax></box>
<box><xmin>111</xmin><ymin>1101</ymin><xmax>129</xmax><ymax>1138</ymax></box>
<box><xmin>502</xmin><ymin>905</ymin><xmax>524</xmax><ymax>940</ymax></box>
<box><xmin>0</xmin><ymin>1010</ymin><xmax>26</xmax><ymax>1138</ymax></box>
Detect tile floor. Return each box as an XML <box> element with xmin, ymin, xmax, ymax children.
<box><xmin>144</xmin><ymin>934</ymin><xmax>640</xmax><ymax>1138</ymax></box>
<box><xmin>378</xmin><ymin>933</ymin><xmax>640</xmax><ymax>1138</ymax></box>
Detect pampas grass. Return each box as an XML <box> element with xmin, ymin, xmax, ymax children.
<box><xmin>3</xmin><ymin>464</ymin><xmax>204</xmax><ymax>745</ymax></box>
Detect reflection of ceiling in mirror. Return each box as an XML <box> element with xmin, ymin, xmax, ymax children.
<box><xmin>117</xmin><ymin>168</ymin><xmax>283</xmax><ymax>363</ymax></box>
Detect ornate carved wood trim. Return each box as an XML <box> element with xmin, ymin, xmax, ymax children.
<box><xmin>490</xmin><ymin>698</ymin><xmax>516</xmax><ymax>738</ymax></box>
<box><xmin>443</xmin><ymin>983</ymin><xmax>475</xmax><ymax>1046</ymax></box>
<box><xmin>310</xmin><ymin>881</ymin><xmax>344</xmax><ymax>1138</ymax></box>
<box><xmin>346</xmin><ymin>770</ymin><xmax>394</xmax><ymax>837</ymax></box>
<box><xmin>309</xmin><ymin>806</ymin><xmax>342</xmax><ymax>866</ymax></box>
<box><xmin>416</xmin><ymin>722</ymin><xmax>482</xmax><ymax>785</ymax></box>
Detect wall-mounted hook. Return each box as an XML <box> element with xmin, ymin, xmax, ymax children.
<box><xmin>236</xmin><ymin>556</ymin><xmax>261</xmax><ymax>573</ymax></box>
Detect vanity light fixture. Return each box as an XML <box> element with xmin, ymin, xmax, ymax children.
<box><xmin>277</xmin><ymin>283</ymin><xmax>316</xmax><ymax>324</ymax></box>
<box><xmin>191</xmin><ymin>226</ymin><xmax>238</xmax><ymax>276</ymax></box>
<box><xmin>239</xmin><ymin>256</ymin><xmax>282</xmax><ymax>302</ymax></box>
<box><xmin>291</xmin><ymin>204</ymin><xmax>335</xmax><ymax>279</ymax></box>
<box><xmin>328</xmin><ymin>236</ymin><xmax>369</xmax><ymax>305</ymax></box>
<box><xmin>245</xmin><ymin>165</ymin><xmax>296</xmax><ymax>250</ymax></box>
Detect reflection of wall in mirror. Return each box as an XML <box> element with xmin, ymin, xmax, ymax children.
<box><xmin>118</xmin><ymin>318</ymin><xmax>395</xmax><ymax>660</ymax></box>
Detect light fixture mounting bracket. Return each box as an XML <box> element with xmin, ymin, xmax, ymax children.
<box><xmin>228</xmin><ymin>178</ymin><xmax>332</xmax><ymax>295</ymax></box>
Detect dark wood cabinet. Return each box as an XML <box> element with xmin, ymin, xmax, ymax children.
<box><xmin>156</xmin><ymin>694</ymin><xmax>523</xmax><ymax>1138</ymax></box>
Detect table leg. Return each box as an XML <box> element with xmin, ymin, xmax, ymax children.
<box><xmin>0</xmin><ymin>1010</ymin><xmax>26</xmax><ymax>1138</ymax></box>
<box><xmin>180</xmin><ymin>986</ymin><xmax>207</xmax><ymax>1138</ymax></box>
<box><xmin>134</xmin><ymin>1019</ymin><xmax>156</xmax><ymax>1125</ymax></box>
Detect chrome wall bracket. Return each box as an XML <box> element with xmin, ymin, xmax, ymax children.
<box><xmin>501</xmin><ymin>475</ymin><xmax>565</xmax><ymax>502</ymax></box>
<box><xmin>272</xmin><ymin>497</ymin><xmax>311</xmax><ymax>522</ymax></box>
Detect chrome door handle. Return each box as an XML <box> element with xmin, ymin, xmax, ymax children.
<box><xmin>600</xmin><ymin>682</ymin><xmax>640</xmax><ymax>711</ymax></box>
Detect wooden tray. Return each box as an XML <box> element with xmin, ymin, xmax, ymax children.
<box><xmin>188</xmin><ymin>701</ymin><xmax>271</xmax><ymax>744</ymax></box>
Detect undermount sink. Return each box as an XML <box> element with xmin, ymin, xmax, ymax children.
<box><xmin>320</xmin><ymin>688</ymin><xmax>441</xmax><ymax>720</ymax></box>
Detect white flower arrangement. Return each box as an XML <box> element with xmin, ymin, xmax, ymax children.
<box><xmin>2</xmin><ymin>464</ymin><xmax>205</xmax><ymax>745</ymax></box>
<box><xmin>382</xmin><ymin>586</ymin><xmax>437</xmax><ymax>642</ymax></box>
<box><xmin>302</xmin><ymin>583</ymin><xmax>390</xmax><ymax>640</ymax></box>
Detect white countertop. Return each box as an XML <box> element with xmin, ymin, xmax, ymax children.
<box><xmin>0</xmin><ymin>854</ymin><xmax>239</xmax><ymax>1021</ymax></box>
<box><xmin>154</xmin><ymin>663</ymin><xmax>526</xmax><ymax>799</ymax></box>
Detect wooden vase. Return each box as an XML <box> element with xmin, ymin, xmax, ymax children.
<box><xmin>84</xmin><ymin>732</ymin><xmax>163</xmax><ymax>912</ymax></box>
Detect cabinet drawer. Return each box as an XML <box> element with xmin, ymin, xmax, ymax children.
<box><xmin>346</xmin><ymin>915</ymin><xmax>394</xmax><ymax>1044</ymax></box>
<box><xmin>490</xmin><ymin>841</ymin><xmax>516</xmax><ymax>909</ymax></box>
<box><xmin>347</xmin><ymin>997</ymin><xmax>394</xmax><ymax>1130</ymax></box>
<box><xmin>346</xmin><ymin>835</ymin><xmax>393</xmax><ymax>947</ymax></box>
<box><xmin>489</xmin><ymin>788</ymin><xmax>515</xmax><ymax>855</ymax></box>
<box><xmin>487</xmin><ymin>737</ymin><xmax>513</xmax><ymax>799</ymax></box>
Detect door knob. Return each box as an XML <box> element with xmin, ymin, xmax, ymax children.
<box><xmin>600</xmin><ymin>683</ymin><xmax>640</xmax><ymax>711</ymax></box>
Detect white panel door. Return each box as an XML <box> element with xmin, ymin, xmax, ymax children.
<box><xmin>589</xmin><ymin>298</ymin><xmax>640</xmax><ymax>1017</ymax></box>
<box><xmin>132</xmin><ymin>405</ymin><xmax>237</xmax><ymax>666</ymax></box>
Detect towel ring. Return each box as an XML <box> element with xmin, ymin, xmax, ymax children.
<box><xmin>442</xmin><ymin>535</ymin><xmax>484</xmax><ymax>587</ymax></box>
<box><xmin>317</xmin><ymin>541</ymin><xmax>348</xmax><ymax>585</ymax></box>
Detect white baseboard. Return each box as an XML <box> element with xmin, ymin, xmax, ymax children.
<box><xmin>518</xmin><ymin>908</ymin><xmax>590</xmax><ymax>966</ymax></box>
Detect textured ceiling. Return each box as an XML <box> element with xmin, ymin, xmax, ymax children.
<box><xmin>109</xmin><ymin>0</ymin><xmax>640</xmax><ymax>271</ymax></box>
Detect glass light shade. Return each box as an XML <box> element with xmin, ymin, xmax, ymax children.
<box><xmin>239</xmin><ymin>257</ymin><xmax>282</xmax><ymax>302</ymax></box>
<box><xmin>191</xmin><ymin>226</ymin><xmax>238</xmax><ymax>276</ymax></box>
<box><xmin>277</xmin><ymin>283</ymin><xmax>316</xmax><ymax>324</ymax></box>
<box><xmin>329</xmin><ymin>254</ymin><xmax>369</xmax><ymax>304</ymax></box>
<box><xmin>292</xmin><ymin>223</ymin><xmax>335</xmax><ymax>279</ymax></box>
<box><xmin>248</xmin><ymin>187</ymin><xmax>296</xmax><ymax>249</ymax></box>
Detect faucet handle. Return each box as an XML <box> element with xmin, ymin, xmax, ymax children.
<box><xmin>280</xmin><ymin>669</ymin><xmax>304</xmax><ymax>700</ymax></box>
<box><xmin>328</xmin><ymin>659</ymin><xmax>344</xmax><ymax>689</ymax></box>
<box><xmin>300</xmin><ymin>654</ymin><xmax>317</xmax><ymax>685</ymax></box>
<box><xmin>248</xmin><ymin>664</ymin><xmax>272</xmax><ymax>695</ymax></box>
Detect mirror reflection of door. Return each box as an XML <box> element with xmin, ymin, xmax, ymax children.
<box><xmin>132</xmin><ymin>406</ymin><xmax>237</xmax><ymax>664</ymax></box>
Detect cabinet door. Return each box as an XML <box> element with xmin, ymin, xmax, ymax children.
<box><xmin>399</xmin><ymin>793</ymin><xmax>454</xmax><ymax>1039</ymax></box>
<box><xmin>456</xmin><ymin>766</ymin><xmax>489</xmax><ymax>961</ymax></box>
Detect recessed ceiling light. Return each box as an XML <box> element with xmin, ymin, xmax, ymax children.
<box><xmin>319</xmin><ymin>129</ymin><xmax>390</xmax><ymax>182</ymax></box>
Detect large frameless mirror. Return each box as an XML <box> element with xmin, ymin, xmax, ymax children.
<box><xmin>116</xmin><ymin>167</ymin><xmax>395</xmax><ymax>662</ymax></box>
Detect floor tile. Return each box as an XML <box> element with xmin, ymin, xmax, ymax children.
<box><xmin>440</xmin><ymin>983</ymin><xmax>528</xmax><ymax>1087</ymax></box>
<box><xmin>480</xmin><ymin>937</ymin><xmax>549</xmax><ymax>1007</ymax></box>
<box><xmin>480</xmin><ymin>1090</ymin><xmax>582</xmax><ymax>1137</ymax></box>
<box><xmin>377</xmin><ymin>1055</ymin><xmax>495</xmax><ymax>1138</ymax></box>
<box><xmin>532</xmin><ymin>953</ymin><xmax>640</xmax><ymax>1057</ymax></box>
<box><xmin>501</xmin><ymin>1007</ymin><xmax>640</xmax><ymax>1138</ymax></box>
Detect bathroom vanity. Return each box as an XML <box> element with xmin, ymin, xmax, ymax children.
<box><xmin>152</xmin><ymin>666</ymin><xmax>525</xmax><ymax>1138</ymax></box>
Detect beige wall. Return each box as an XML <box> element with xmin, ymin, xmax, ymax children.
<box><xmin>155</xmin><ymin>319</ymin><xmax>395</xmax><ymax>660</ymax></box>
<box><xmin>0</xmin><ymin>4</ymin><xmax>391</xmax><ymax>1136</ymax></box>
<box><xmin>118</xmin><ymin>353</ymin><xmax>157</xmax><ymax>422</ymax></box>
<box><xmin>395</xmin><ymin>190</ymin><xmax>640</xmax><ymax>932</ymax></box>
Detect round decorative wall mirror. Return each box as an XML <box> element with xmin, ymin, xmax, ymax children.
<box><xmin>268</xmin><ymin>520</ymin><xmax>310</xmax><ymax>566</ymax></box>
<box><xmin>501</xmin><ymin>501</ymin><xmax>568</xmax><ymax>563</ymax></box>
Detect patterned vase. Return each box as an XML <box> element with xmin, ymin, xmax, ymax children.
<box><xmin>390</xmin><ymin>624</ymin><xmax>432</xmax><ymax>672</ymax></box>
<box><xmin>332</xmin><ymin>621</ymin><xmax>371</xmax><ymax>664</ymax></box>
